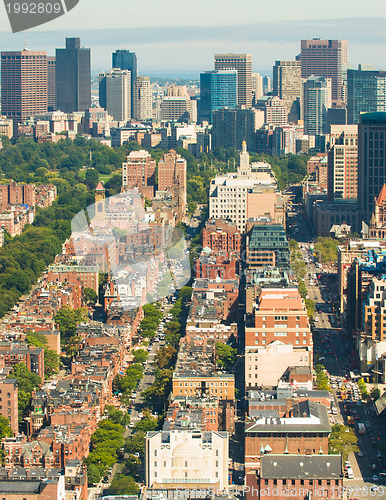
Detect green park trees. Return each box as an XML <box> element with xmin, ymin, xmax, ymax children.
<box><xmin>54</xmin><ymin>306</ymin><xmax>88</xmax><ymax>356</ymax></box>
<box><xmin>329</xmin><ymin>423</ymin><xmax>359</xmax><ymax>460</ymax></box>
<box><xmin>215</xmin><ymin>343</ymin><xmax>237</xmax><ymax>370</ymax></box>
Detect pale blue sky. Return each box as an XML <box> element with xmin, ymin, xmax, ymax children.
<box><xmin>0</xmin><ymin>0</ymin><xmax>385</xmax><ymax>32</ymax></box>
<box><xmin>0</xmin><ymin>0</ymin><xmax>385</xmax><ymax>77</ymax></box>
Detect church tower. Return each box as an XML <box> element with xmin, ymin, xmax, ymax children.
<box><xmin>95</xmin><ymin>181</ymin><xmax>105</xmax><ymax>220</ymax></box>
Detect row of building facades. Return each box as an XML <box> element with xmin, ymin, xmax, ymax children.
<box><xmin>1</xmin><ymin>37</ymin><xmax>385</xmax><ymax>153</ymax></box>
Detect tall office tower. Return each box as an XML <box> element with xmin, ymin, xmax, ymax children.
<box><xmin>112</xmin><ymin>49</ymin><xmax>137</xmax><ymax>113</ymax></box>
<box><xmin>1</xmin><ymin>49</ymin><xmax>47</xmax><ymax>132</ymax></box>
<box><xmin>273</xmin><ymin>60</ymin><xmax>302</xmax><ymax>121</ymax></box>
<box><xmin>211</xmin><ymin>107</ymin><xmax>256</xmax><ymax>150</ymax></box>
<box><xmin>55</xmin><ymin>37</ymin><xmax>91</xmax><ymax>113</ymax></box>
<box><xmin>263</xmin><ymin>75</ymin><xmax>271</xmax><ymax>94</ymax></box>
<box><xmin>132</xmin><ymin>76</ymin><xmax>152</xmax><ymax>121</ymax></box>
<box><xmin>347</xmin><ymin>66</ymin><xmax>386</xmax><ymax>124</ymax></box>
<box><xmin>300</xmin><ymin>39</ymin><xmax>348</xmax><ymax>104</ymax></box>
<box><xmin>47</xmin><ymin>56</ymin><xmax>56</xmax><ymax>111</ymax></box>
<box><xmin>358</xmin><ymin>112</ymin><xmax>386</xmax><ymax>222</ymax></box>
<box><xmin>251</xmin><ymin>73</ymin><xmax>263</xmax><ymax>104</ymax></box>
<box><xmin>327</xmin><ymin>125</ymin><xmax>358</xmax><ymax>202</ymax></box>
<box><xmin>99</xmin><ymin>69</ymin><xmax>131</xmax><ymax>121</ymax></box>
<box><xmin>303</xmin><ymin>76</ymin><xmax>332</xmax><ymax>135</ymax></box>
<box><xmin>214</xmin><ymin>53</ymin><xmax>252</xmax><ymax>108</ymax></box>
<box><xmin>200</xmin><ymin>69</ymin><xmax>237</xmax><ymax>123</ymax></box>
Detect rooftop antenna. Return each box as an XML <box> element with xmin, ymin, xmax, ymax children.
<box><xmin>24</xmin><ymin>33</ymin><xmax>28</xmax><ymax>50</ymax></box>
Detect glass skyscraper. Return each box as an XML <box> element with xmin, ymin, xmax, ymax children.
<box><xmin>347</xmin><ymin>67</ymin><xmax>386</xmax><ymax>124</ymax></box>
<box><xmin>55</xmin><ymin>37</ymin><xmax>91</xmax><ymax>113</ymax></box>
<box><xmin>112</xmin><ymin>50</ymin><xmax>138</xmax><ymax>113</ymax></box>
<box><xmin>199</xmin><ymin>70</ymin><xmax>237</xmax><ymax>123</ymax></box>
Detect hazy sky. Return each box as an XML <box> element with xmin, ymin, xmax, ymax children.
<box><xmin>0</xmin><ymin>0</ymin><xmax>384</xmax><ymax>31</ymax></box>
<box><xmin>0</xmin><ymin>0</ymin><xmax>385</xmax><ymax>77</ymax></box>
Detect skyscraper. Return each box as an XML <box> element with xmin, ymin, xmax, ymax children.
<box><xmin>200</xmin><ymin>69</ymin><xmax>237</xmax><ymax>123</ymax></box>
<box><xmin>273</xmin><ymin>60</ymin><xmax>302</xmax><ymax>121</ymax></box>
<box><xmin>327</xmin><ymin>125</ymin><xmax>358</xmax><ymax>202</ymax></box>
<box><xmin>99</xmin><ymin>69</ymin><xmax>131</xmax><ymax>121</ymax></box>
<box><xmin>133</xmin><ymin>76</ymin><xmax>152</xmax><ymax>121</ymax></box>
<box><xmin>214</xmin><ymin>54</ymin><xmax>252</xmax><ymax>108</ymax></box>
<box><xmin>358</xmin><ymin>112</ymin><xmax>386</xmax><ymax>222</ymax></box>
<box><xmin>211</xmin><ymin>107</ymin><xmax>256</xmax><ymax>150</ymax></box>
<box><xmin>300</xmin><ymin>39</ymin><xmax>348</xmax><ymax>104</ymax></box>
<box><xmin>347</xmin><ymin>66</ymin><xmax>386</xmax><ymax>124</ymax></box>
<box><xmin>303</xmin><ymin>76</ymin><xmax>332</xmax><ymax>135</ymax></box>
<box><xmin>263</xmin><ymin>75</ymin><xmax>271</xmax><ymax>95</ymax></box>
<box><xmin>55</xmin><ymin>37</ymin><xmax>91</xmax><ymax>113</ymax></box>
<box><xmin>1</xmin><ymin>49</ymin><xmax>47</xmax><ymax>131</ymax></box>
<box><xmin>47</xmin><ymin>56</ymin><xmax>56</xmax><ymax>111</ymax></box>
<box><xmin>251</xmin><ymin>73</ymin><xmax>263</xmax><ymax>104</ymax></box>
<box><xmin>112</xmin><ymin>49</ymin><xmax>138</xmax><ymax>113</ymax></box>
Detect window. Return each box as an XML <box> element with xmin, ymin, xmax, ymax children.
<box><xmin>154</xmin><ymin>461</ymin><xmax>157</xmax><ymax>467</ymax></box>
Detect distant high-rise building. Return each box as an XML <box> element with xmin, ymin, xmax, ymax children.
<box><xmin>358</xmin><ymin>112</ymin><xmax>386</xmax><ymax>222</ymax></box>
<box><xmin>263</xmin><ymin>75</ymin><xmax>271</xmax><ymax>95</ymax></box>
<box><xmin>1</xmin><ymin>49</ymin><xmax>47</xmax><ymax>131</ymax></box>
<box><xmin>300</xmin><ymin>39</ymin><xmax>348</xmax><ymax>103</ymax></box>
<box><xmin>211</xmin><ymin>107</ymin><xmax>256</xmax><ymax>150</ymax></box>
<box><xmin>200</xmin><ymin>69</ymin><xmax>237</xmax><ymax>123</ymax></box>
<box><xmin>251</xmin><ymin>73</ymin><xmax>263</xmax><ymax>104</ymax></box>
<box><xmin>160</xmin><ymin>96</ymin><xmax>195</xmax><ymax>123</ymax></box>
<box><xmin>56</xmin><ymin>37</ymin><xmax>91</xmax><ymax>113</ymax></box>
<box><xmin>99</xmin><ymin>69</ymin><xmax>131</xmax><ymax>121</ymax></box>
<box><xmin>347</xmin><ymin>66</ymin><xmax>386</xmax><ymax>124</ymax></box>
<box><xmin>273</xmin><ymin>60</ymin><xmax>302</xmax><ymax>121</ymax></box>
<box><xmin>255</xmin><ymin>96</ymin><xmax>288</xmax><ymax>127</ymax></box>
<box><xmin>112</xmin><ymin>49</ymin><xmax>137</xmax><ymax>112</ymax></box>
<box><xmin>303</xmin><ymin>76</ymin><xmax>332</xmax><ymax>135</ymax></box>
<box><xmin>47</xmin><ymin>56</ymin><xmax>56</xmax><ymax>111</ymax></box>
<box><xmin>133</xmin><ymin>76</ymin><xmax>152</xmax><ymax>121</ymax></box>
<box><xmin>327</xmin><ymin>125</ymin><xmax>358</xmax><ymax>202</ymax></box>
<box><xmin>214</xmin><ymin>53</ymin><xmax>252</xmax><ymax>108</ymax></box>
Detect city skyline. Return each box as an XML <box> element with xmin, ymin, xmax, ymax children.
<box><xmin>0</xmin><ymin>17</ymin><xmax>385</xmax><ymax>77</ymax></box>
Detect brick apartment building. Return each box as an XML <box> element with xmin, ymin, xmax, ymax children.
<box><xmin>0</xmin><ymin>346</ymin><xmax>44</xmax><ymax>379</ymax></box>
<box><xmin>202</xmin><ymin>219</ymin><xmax>242</xmax><ymax>255</ymax></box>
<box><xmin>0</xmin><ymin>378</ymin><xmax>18</xmax><ymax>434</ymax></box>
<box><xmin>122</xmin><ymin>149</ymin><xmax>156</xmax><ymax>199</ymax></box>
<box><xmin>195</xmin><ymin>251</ymin><xmax>237</xmax><ymax>280</ymax></box>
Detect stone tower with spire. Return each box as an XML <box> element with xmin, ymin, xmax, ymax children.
<box><xmin>237</xmin><ymin>141</ymin><xmax>251</xmax><ymax>177</ymax></box>
<box><xmin>95</xmin><ymin>181</ymin><xmax>105</xmax><ymax>221</ymax></box>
